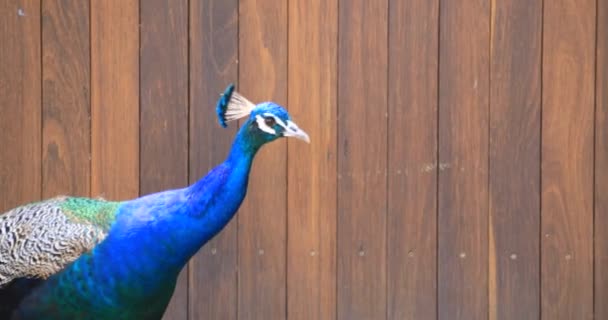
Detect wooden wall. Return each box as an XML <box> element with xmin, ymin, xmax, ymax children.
<box><xmin>0</xmin><ymin>0</ymin><xmax>606</xmax><ymax>319</ymax></box>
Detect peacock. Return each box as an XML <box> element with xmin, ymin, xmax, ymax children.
<box><xmin>0</xmin><ymin>84</ymin><xmax>309</xmax><ymax>319</ymax></box>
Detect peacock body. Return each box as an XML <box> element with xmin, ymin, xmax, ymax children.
<box><xmin>0</xmin><ymin>85</ymin><xmax>309</xmax><ymax>319</ymax></box>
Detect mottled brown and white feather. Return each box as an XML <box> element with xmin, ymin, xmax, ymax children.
<box><xmin>0</xmin><ymin>197</ymin><xmax>107</xmax><ymax>287</ymax></box>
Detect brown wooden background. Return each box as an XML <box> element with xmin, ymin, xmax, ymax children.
<box><xmin>0</xmin><ymin>0</ymin><xmax>606</xmax><ymax>319</ymax></box>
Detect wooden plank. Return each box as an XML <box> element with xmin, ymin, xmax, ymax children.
<box><xmin>42</xmin><ymin>0</ymin><xmax>90</xmax><ymax>198</ymax></box>
<box><xmin>437</xmin><ymin>0</ymin><xmax>489</xmax><ymax>319</ymax></box>
<box><xmin>0</xmin><ymin>0</ymin><xmax>41</xmax><ymax>211</ymax></box>
<box><xmin>188</xmin><ymin>1</ymin><xmax>238</xmax><ymax>319</ymax></box>
<box><xmin>140</xmin><ymin>1</ymin><xmax>189</xmax><ymax>319</ymax></box>
<box><xmin>596</xmin><ymin>0</ymin><xmax>608</xmax><ymax>317</ymax></box>
<box><xmin>387</xmin><ymin>1</ymin><xmax>437</xmax><ymax>319</ymax></box>
<box><xmin>287</xmin><ymin>0</ymin><xmax>337</xmax><ymax>319</ymax></box>
<box><xmin>488</xmin><ymin>0</ymin><xmax>542</xmax><ymax>319</ymax></box>
<box><xmin>541</xmin><ymin>0</ymin><xmax>595</xmax><ymax>318</ymax></box>
<box><xmin>337</xmin><ymin>0</ymin><xmax>387</xmax><ymax>319</ymax></box>
<box><xmin>237</xmin><ymin>0</ymin><xmax>287</xmax><ymax>318</ymax></box>
<box><xmin>91</xmin><ymin>0</ymin><xmax>139</xmax><ymax>200</ymax></box>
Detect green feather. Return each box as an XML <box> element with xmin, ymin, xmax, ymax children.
<box><xmin>60</xmin><ymin>198</ymin><xmax>121</xmax><ymax>231</ymax></box>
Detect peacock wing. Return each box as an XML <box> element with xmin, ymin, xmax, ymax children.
<box><xmin>0</xmin><ymin>196</ymin><xmax>121</xmax><ymax>287</ymax></box>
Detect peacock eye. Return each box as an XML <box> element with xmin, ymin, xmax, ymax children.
<box><xmin>264</xmin><ymin>116</ymin><xmax>276</xmax><ymax>127</ymax></box>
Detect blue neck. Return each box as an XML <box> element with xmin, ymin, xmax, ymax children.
<box><xmin>187</xmin><ymin>124</ymin><xmax>261</xmax><ymax>209</ymax></box>
<box><xmin>104</xmin><ymin>124</ymin><xmax>267</xmax><ymax>277</ymax></box>
<box><xmin>181</xmin><ymin>124</ymin><xmax>264</xmax><ymax>255</ymax></box>
<box><xmin>18</xmin><ymin>125</ymin><xmax>269</xmax><ymax>317</ymax></box>
<box><xmin>221</xmin><ymin>123</ymin><xmax>262</xmax><ymax>178</ymax></box>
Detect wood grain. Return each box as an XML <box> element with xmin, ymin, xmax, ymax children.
<box><xmin>0</xmin><ymin>0</ymin><xmax>41</xmax><ymax>211</ymax></box>
<box><xmin>237</xmin><ymin>0</ymin><xmax>288</xmax><ymax>319</ymax></box>
<box><xmin>541</xmin><ymin>0</ymin><xmax>595</xmax><ymax>319</ymax></box>
<box><xmin>488</xmin><ymin>0</ymin><xmax>541</xmax><ymax>319</ymax></box>
<box><xmin>596</xmin><ymin>0</ymin><xmax>608</xmax><ymax>317</ymax></box>
<box><xmin>188</xmin><ymin>1</ymin><xmax>238</xmax><ymax>319</ymax></box>
<box><xmin>91</xmin><ymin>0</ymin><xmax>139</xmax><ymax>200</ymax></box>
<box><xmin>2</xmin><ymin>1</ymin><xmax>607</xmax><ymax>317</ymax></box>
<box><xmin>42</xmin><ymin>0</ymin><xmax>90</xmax><ymax>198</ymax></box>
<box><xmin>438</xmin><ymin>0</ymin><xmax>489</xmax><ymax>319</ymax></box>
<box><xmin>337</xmin><ymin>1</ymin><xmax>388</xmax><ymax>319</ymax></box>
<box><xmin>140</xmin><ymin>0</ymin><xmax>189</xmax><ymax>318</ymax></box>
<box><xmin>387</xmin><ymin>1</ymin><xmax>438</xmax><ymax>319</ymax></box>
<box><xmin>287</xmin><ymin>1</ymin><xmax>337</xmax><ymax>319</ymax></box>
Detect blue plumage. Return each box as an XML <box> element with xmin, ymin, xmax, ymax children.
<box><xmin>216</xmin><ymin>83</ymin><xmax>236</xmax><ymax>127</ymax></box>
<box><xmin>1</xmin><ymin>84</ymin><xmax>309</xmax><ymax>319</ymax></box>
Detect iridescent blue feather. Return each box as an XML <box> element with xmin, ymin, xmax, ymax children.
<box><xmin>0</xmin><ymin>84</ymin><xmax>309</xmax><ymax>319</ymax></box>
<box><xmin>216</xmin><ymin>83</ymin><xmax>236</xmax><ymax>127</ymax></box>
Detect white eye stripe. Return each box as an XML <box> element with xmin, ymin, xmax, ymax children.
<box><xmin>255</xmin><ymin>115</ymin><xmax>277</xmax><ymax>135</ymax></box>
<box><xmin>262</xmin><ymin>113</ymin><xmax>288</xmax><ymax>129</ymax></box>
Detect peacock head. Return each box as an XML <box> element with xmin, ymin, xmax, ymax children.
<box><xmin>216</xmin><ymin>84</ymin><xmax>310</xmax><ymax>145</ymax></box>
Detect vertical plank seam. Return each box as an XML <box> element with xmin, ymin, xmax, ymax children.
<box><xmin>138</xmin><ymin>0</ymin><xmax>142</xmax><ymax>200</ymax></box>
<box><xmin>88</xmin><ymin>0</ymin><xmax>92</xmax><ymax>198</ymax></box>
<box><xmin>539</xmin><ymin>0</ymin><xmax>545</xmax><ymax>318</ymax></box>
<box><xmin>236</xmin><ymin>0</ymin><xmax>240</xmax><ymax>318</ymax></box>
<box><xmin>335</xmin><ymin>0</ymin><xmax>340</xmax><ymax>318</ymax></box>
<box><xmin>41</xmin><ymin>0</ymin><xmax>46</xmax><ymax>195</ymax></box>
<box><xmin>593</xmin><ymin>0</ymin><xmax>599</xmax><ymax>316</ymax></box>
<box><xmin>138</xmin><ymin>0</ymin><xmax>142</xmax><ymax>198</ymax></box>
<box><xmin>136</xmin><ymin>0</ymin><xmax>141</xmax><ymax>246</ymax></box>
<box><xmin>435</xmin><ymin>1</ymin><xmax>441</xmax><ymax>319</ymax></box>
<box><xmin>285</xmin><ymin>0</ymin><xmax>290</xmax><ymax>319</ymax></box>
<box><xmin>384</xmin><ymin>0</ymin><xmax>390</xmax><ymax>319</ymax></box>
<box><xmin>487</xmin><ymin>0</ymin><xmax>493</xmax><ymax>319</ymax></box>
<box><xmin>187</xmin><ymin>0</ymin><xmax>192</xmax><ymax>318</ymax></box>
<box><xmin>40</xmin><ymin>0</ymin><xmax>44</xmax><ymax>200</ymax></box>
<box><xmin>333</xmin><ymin>2</ymin><xmax>339</xmax><ymax>318</ymax></box>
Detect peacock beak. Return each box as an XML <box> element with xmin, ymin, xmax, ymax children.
<box><xmin>283</xmin><ymin>120</ymin><xmax>310</xmax><ymax>143</ymax></box>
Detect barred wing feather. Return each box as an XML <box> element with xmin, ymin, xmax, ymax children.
<box><xmin>0</xmin><ymin>197</ymin><xmax>119</xmax><ymax>287</ymax></box>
